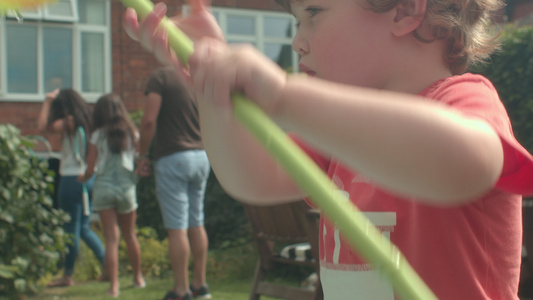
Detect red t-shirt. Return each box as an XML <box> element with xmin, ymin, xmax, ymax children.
<box><xmin>294</xmin><ymin>74</ymin><xmax>533</xmax><ymax>299</ymax></box>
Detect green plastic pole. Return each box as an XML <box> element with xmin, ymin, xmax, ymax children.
<box><xmin>119</xmin><ymin>1</ymin><xmax>438</xmax><ymax>299</ymax></box>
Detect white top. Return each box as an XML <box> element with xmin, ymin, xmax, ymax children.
<box><xmin>90</xmin><ymin>128</ymin><xmax>138</xmax><ymax>174</ymax></box>
<box><xmin>59</xmin><ymin>135</ymin><xmax>86</xmax><ymax>176</ymax></box>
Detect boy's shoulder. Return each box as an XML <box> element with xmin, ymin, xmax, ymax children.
<box><xmin>420</xmin><ymin>73</ymin><xmax>496</xmax><ymax>100</ymax></box>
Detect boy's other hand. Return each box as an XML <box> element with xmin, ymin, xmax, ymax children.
<box><xmin>122</xmin><ymin>0</ymin><xmax>223</xmax><ymax>68</ymax></box>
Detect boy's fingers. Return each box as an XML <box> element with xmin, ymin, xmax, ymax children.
<box><xmin>187</xmin><ymin>39</ymin><xmax>207</xmax><ymax>78</ymax></box>
<box><xmin>138</xmin><ymin>2</ymin><xmax>167</xmax><ymax>53</ymax></box>
<box><xmin>153</xmin><ymin>29</ymin><xmax>179</xmax><ymax>66</ymax></box>
<box><xmin>123</xmin><ymin>8</ymin><xmax>140</xmax><ymax>41</ymax></box>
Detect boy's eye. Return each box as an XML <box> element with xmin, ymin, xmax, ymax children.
<box><xmin>306</xmin><ymin>7</ymin><xmax>321</xmax><ymax>17</ymax></box>
<box><xmin>293</xmin><ymin>6</ymin><xmax>321</xmax><ymax>28</ymax></box>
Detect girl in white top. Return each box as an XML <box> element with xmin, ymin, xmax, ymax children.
<box><xmin>78</xmin><ymin>93</ymin><xmax>145</xmax><ymax>297</ymax></box>
<box><xmin>37</xmin><ymin>88</ymin><xmax>105</xmax><ymax>287</ymax></box>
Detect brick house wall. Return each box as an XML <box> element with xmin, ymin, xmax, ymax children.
<box><xmin>511</xmin><ymin>0</ymin><xmax>533</xmax><ymax>22</ymax></box>
<box><xmin>1</xmin><ymin>0</ymin><xmax>532</xmax><ymax>151</ymax></box>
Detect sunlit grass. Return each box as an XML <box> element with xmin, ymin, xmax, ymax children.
<box><xmin>30</xmin><ymin>239</ymin><xmax>290</xmax><ymax>300</ymax></box>
<box><xmin>34</xmin><ymin>276</ymin><xmax>258</xmax><ymax>300</ymax></box>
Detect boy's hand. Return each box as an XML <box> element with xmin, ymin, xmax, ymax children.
<box><xmin>122</xmin><ymin>0</ymin><xmax>223</xmax><ymax>67</ymax></box>
<box><xmin>189</xmin><ymin>39</ymin><xmax>287</xmax><ymax>117</ymax></box>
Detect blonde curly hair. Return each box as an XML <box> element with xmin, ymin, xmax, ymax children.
<box><xmin>276</xmin><ymin>0</ymin><xmax>503</xmax><ymax>74</ymax></box>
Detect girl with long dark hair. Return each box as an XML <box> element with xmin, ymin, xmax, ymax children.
<box><xmin>78</xmin><ymin>94</ymin><xmax>145</xmax><ymax>297</ymax></box>
<box><xmin>37</xmin><ymin>88</ymin><xmax>105</xmax><ymax>287</ymax></box>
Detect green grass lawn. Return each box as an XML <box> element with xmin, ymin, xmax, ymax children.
<box><xmin>32</xmin><ymin>276</ymin><xmax>260</xmax><ymax>300</ymax></box>
<box><xmin>23</xmin><ymin>225</ymin><xmax>308</xmax><ymax>300</ymax></box>
<box><xmin>27</xmin><ymin>240</ymin><xmax>295</xmax><ymax>300</ymax></box>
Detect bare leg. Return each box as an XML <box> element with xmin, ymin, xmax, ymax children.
<box><xmin>117</xmin><ymin>210</ymin><xmax>144</xmax><ymax>286</ymax></box>
<box><xmin>167</xmin><ymin>228</ymin><xmax>190</xmax><ymax>295</ymax></box>
<box><xmin>99</xmin><ymin>209</ymin><xmax>120</xmax><ymax>297</ymax></box>
<box><xmin>188</xmin><ymin>226</ymin><xmax>208</xmax><ymax>288</ymax></box>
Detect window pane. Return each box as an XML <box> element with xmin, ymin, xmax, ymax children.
<box><xmin>6</xmin><ymin>24</ymin><xmax>38</xmax><ymax>93</ymax></box>
<box><xmin>47</xmin><ymin>0</ymin><xmax>75</xmax><ymax>18</ymax></box>
<box><xmin>78</xmin><ymin>0</ymin><xmax>105</xmax><ymax>25</ymax></box>
<box><xmin>227</xmin><ymin>40</ymin><xmax>256</xmax><ymax>48</ymax></box>
<box><xmin>43</xmin><ymin>27</ymin><xmax>73</xmax><ymax>91</ymax></box>
<box><xmin>227</xmin><ymin>15</ymin><xmax>254</xmax><ymax>35</ymax></box>
<box><xmin>264</xmin><ymin>17</ymin><xmax>292</xmax><ymax>38</ymax></box>
<box><xmin>265</xmin><ymin>43</ymin><xmax>293</xmax><ymax>71</ymax></box>
<box><xmin>81</xmin><ymin>32</ymin><xmax>105</xmax><ymax>93</ymax></box>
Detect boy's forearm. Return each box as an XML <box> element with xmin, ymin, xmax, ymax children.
<box><xmin>276</xmin><ymin>76</ymin><xmax>502</xmax><ymax>205</ymax></box>
<box><xmin>198</xmin><ymin>100</ymin><xmax>303</xmax><ymax>205</ymax></box>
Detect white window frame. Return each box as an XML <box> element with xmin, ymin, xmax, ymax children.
<box><xmin>43</xmin><ymin>0</ymin><xmax>79</xmax><ymax>22</ymax></box>
<box><xmin>6</xmin><ymin>0</ymin><xmax>79</xmax><ymax>22</ymax></box>
<box><xmin>6</xmin><ymin>7</ymin><xmax>42</xmax><ymax>20</ymax></box>
<box><xmin>0</xmin><ymin>0</ymin><xmax>111</xmax><ymax>103</ymax></box>
<box><xmin>183</xmin><ymin>6</ymin><xmax>298</xmax><ymax>72</ymax></box>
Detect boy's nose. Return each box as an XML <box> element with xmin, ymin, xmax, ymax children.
<box><xmin>292</xmin><ymin>34</ymin><xmax>309</xmax><ymax>56</ymax></box>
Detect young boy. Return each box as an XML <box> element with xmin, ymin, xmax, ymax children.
<box><xmin>124</xmin><ymin>0</ymin><xmax>533</xmax><ymax>299</ymax></box>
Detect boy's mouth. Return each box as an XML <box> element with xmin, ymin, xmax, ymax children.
<box><xmin>299</xmin><ymin>63</ymin><xmax>316</xmax><ymax>76</ymax></box>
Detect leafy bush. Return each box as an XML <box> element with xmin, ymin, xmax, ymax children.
<box><xmin>0</xmin><ymin>124</ymin><xmax>70</xmax><ymax>297</ymax></box>
<box><xmin>136</xmin><ymin>175</ymin><xmax>166</xmax><ymax>240</ymax></box>
<box><xmin>118</xmin><ymin>227</ymin><xmax>171</xmax><ymax>278</ymax></box>
<box><xmin>204</xmin><ymin>171</ymin><xmax>251</xmax><ymax>249</ymax></box>
<box><xmin>73</xmin><ymin>225</ymin><xmax>171</xmax><ymax>280</ymax></box>
<box><xmin>205</xmin><ymin>242</ymin><xmax>257</xmax><ymax>280</ymax></box>
<box><xmin>470</xmin><ymin>25</ymin><xmax>533</xmax><ymax>152</ymax></box>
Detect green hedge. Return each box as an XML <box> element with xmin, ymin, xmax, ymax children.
<box><xmin>0</xmin><ymin>124</ymin><xmax>70</xmax><ymax>298</ymax></box>
<box><xmin>470</xmin><ymin>25</ymin><xmax>533</xmax><ymax>152</ymax></box>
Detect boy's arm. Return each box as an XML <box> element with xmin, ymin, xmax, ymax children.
<box><xmin>276</xmin><ymin>76</ymin><xmax>503</xmax><ymax>205</ymax></box>
<box><xmin>197</xmin><ymin>96</ymin><xmax>305</xmax><ymax>205</ymax></box>
<box><xmin>187</xmin><ymin>41</ymin><xmax>498</xmax><ymax>206</ymax></box>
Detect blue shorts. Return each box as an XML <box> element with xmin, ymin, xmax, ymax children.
<box><xmin>154</xmin><ymin>150</ymin><xmax>210</xmax><ymax>230</ymax></box>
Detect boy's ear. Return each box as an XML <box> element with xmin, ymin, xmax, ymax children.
<box><xmin>392</xmin><ymin>0</ymin><xmax>427</xmax><ymax>37</ymax></box>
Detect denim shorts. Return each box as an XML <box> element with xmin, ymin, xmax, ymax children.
<box><xmin>154</xmin><ymin>150</ymin><xmax>210</xmax><ymax>229</ymax></box>
<box><xmin>92</xmin><ymin>159</ymin><xmax>138</xmax><ymax>214</ymax></box>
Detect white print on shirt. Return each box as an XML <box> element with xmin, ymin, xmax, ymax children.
<box><xmin>322</xmin><ymin>187</ymin><xmax>397</xmax><ymax>299</ymax></box>
<box><xmin>332</xmin><ymin>189</ymin><xmax>350</xmax><ymax>264</ymax></box>
<box><xmin>351</xmin><ymin>174</ymin><xmax>373</xmax><ymax>184</ymax></box>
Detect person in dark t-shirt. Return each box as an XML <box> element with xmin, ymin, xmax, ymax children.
<box><xmin>136</xmin><ymin>67</ymin><xmax>211</xmax><ymax>300</ymax></box>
